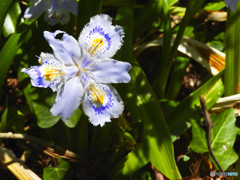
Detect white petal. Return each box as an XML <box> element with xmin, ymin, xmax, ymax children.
<box><xmin>78</xmin><ymin>14</ymin><xmax>124</xmax><ymax>59</ymax></box>
<box><xmin>21</xmin><ymin>53</ymin><xmax>65</xmax><ymax>91</ymax></box>
<box><xmin>44</xmin><ymin>30</ymin><xmax>81</xmax><ymax>66</ymax></box>
<box><xmin>225</xmin><ymin>0</ymin><xmax>240</xmax><ymax>11</ymax></box>
<box><xmin>44</xmin><ymin>0</ymin><xmax>70</xmax><ymax>26</ymax></box>
<box><xmin>90</xmin><ymin>59</ymin><xmax>131</xmax><ymax>83</ymax></box>
<box><xmin>83</xmin><ymin>84</ymin><xmax>123</xmax><ymax>126</ymax></box>
<box><xmin>44</xmin><ymin>10</ymin><xmax>70</xmax><ymax>26</ymax></box>
<box><xmin>24</xmin><ymin>0</ymin><xmax>50</xmax><ymax>21</ymax></box>
<box><xmin>51</xmin><ymin>77</ymin><xmax>84</xmax><ymax>120</ymax></box>
<box><xmin>60</xmin><ymin>0</ymin><xmax>78</xmax><ymax>15</ymax></box>
<box><xmin>79</xmin><ymin>53</ymin><xmax>94</xmax><ymax>69</ymax></box>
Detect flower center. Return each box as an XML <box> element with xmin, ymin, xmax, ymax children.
<box><xmin>52</xmin><ymin>11</ymin><xmax>63</xmax><ymax>19</ymax></box>
<box><xmin>51</xmin><ymin>0</ymin><xmax>64</xmax><ymax>19</ymax></box>
<box><xmin>43</xmin><ymin>67</ymin><xmax>64</xmax><ymax>80</ymax></box>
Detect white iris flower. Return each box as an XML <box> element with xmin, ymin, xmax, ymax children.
<box><xmin>24</xmin><ymin>0</ymin><xmax>78</xmax><ymax>26</ymax></box>
<box><xmin>225</xmin><ymin>0</ymin><xmax>240</xmax><ymax>11</ymax></box>
<box><xmin>22</xmin><ymin>14</ymin><xmax>132</xmax><ymax>126</ymax></box>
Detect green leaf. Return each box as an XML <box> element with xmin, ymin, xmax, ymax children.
<box><xmin>167</xmin><ymin>72</ymin><xmax>224</xmax><ymax>141</ymax></box>
<box><xmin>224</xmin><ymin>4</ymin><xmax>240</xmax><ymax>95</ymax></box>
<box><xmin>189</xmin><ymin>119</ymin><xmax>208</xmax><ymax>153</ymax></box>
<box><xmin>0</xmin><ymin>33</ymin><xmax>21</xmax><ymax>94</ymax></box>
<box><xmin>31</xmin><ymin>93</ymin><xmax>60</xmax><ymax>128</ymax></box>
<box><xmin>0</xmin><ymin>0</ymin><xmax>13</xmax><ymax>36</ymax></box>
<box><xmin>110</xmin><ymin>143</ymin><xmax>149</xmax><ymax>178</ymax></box>
<box><xmin>169</xmin><ymin>6</ymin><xmax>186</xmax><ymax>17</ymax></box>
<box><xmin>112</xmin><ymin>4</ymin><xmax>181</xmax><ymax>179</ymax></box>
<box><xmin>64</xmin><ymin>108</ymin><xmax>82</xmax><ymax>128</ymax></box>
<box><xmin>133</xmin><ymin>0</ymin><xmax>163</xmax><ymax>39</ymax></box>
<box><xmin>20</xmin><ymin>81</ymin><xmax>38</xmax><ymax>113</ymax></box>
<box><xmin>204</xmin><ymin>1</ymin><xmax>226</xmax><ymax>10</ymax></box>
<box><xmin>190</xmin><ymin>108</ymin><xmax>238</xmax><ymax>170</ymax></box>
<box><xmin>43</xmin><ymin>158</ymin><xmax>69</xmax><ymax>180</ymax></box>
<box><xmin>158</xmin><ymin>0</ymin><xmax>172</xmax><ymax>98</ymax></box>
<box><xmin>167</xmin><ymin>0</ymin><xmax>178</xmax><ymax>6</ymax></box>
<box><xmin>112</xmin><ymin>66</ymin><xmax>181</xmax><ymax>179</ymax></box>
<box><xmin>159</xmin><ymin>99</ymin><xmax>179</xmax><ymax>117</ymax></box>
<box><xmin>165</xmin><ymin>56</ymin><xmax>190</xmax><ymax>99</ymax></box>
<box><xmin>3</xmin><ymin>2</ymin><xmax>21</xmax><ymax>37</ymax></box>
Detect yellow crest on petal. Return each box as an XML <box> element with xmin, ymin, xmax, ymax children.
<box><xmin>89</xmin><ymin>83</ymin><xmax>104</xmax><ymax>104</ymax></box>
<box><xmin>88</xmin><ymin>38</ymin><xmax>104</xmax><ymax>56</ymax></box>
<box><xmin>43</xmin><ymin>67</ymin><xmax>64</xmax><ymax>80</ymax></box>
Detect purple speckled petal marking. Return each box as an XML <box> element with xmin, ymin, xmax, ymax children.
<box><xmin>21</xmin><ymin>53</ymin><xmax>64</xmax><ymax>92</ymax></box>
<box><xmin>79</xmin><ymin>14</ymin><xmax>124</xmax><ymax>59</ymax></box>
<box><xmin>83</xmin><ymin>84</ymin><xmax>123</xmax><ymax>127</ymax></box>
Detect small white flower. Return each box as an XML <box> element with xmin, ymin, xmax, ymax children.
<box><xmin>24</xmin><ymin>0</ymin><xmax>78</xmax><ymax>26</ymax></box>
<box><xmin>22</xmin><ymin>14</ymin><xmax>132</xmax><ymax>126</ymax></box>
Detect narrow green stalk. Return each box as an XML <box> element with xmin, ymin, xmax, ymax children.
<box><xmin>165</xmin><ymin>56</ymin><xmax>190</xmax><ymax>99</ymax></box>
<box><xmin>155</xmin><ymin>0</ymin><xmax>172</xmax><ymax>98</ymax></box>
<box><xmin>224</xmin><ymin>5</ymin><xmax>240</xmax><ymax>96</ymax></box>
<box><xmin>133</xmin><ymin>0</ymin><xmax>163</xmax><ymax>39</ymax></box>
<box><xmin>155</xmin><ymin>0</ymin><xmax>206</xmax><ymax>98</ymax></box>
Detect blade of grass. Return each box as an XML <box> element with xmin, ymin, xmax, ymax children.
<box><xmin>165</xmin><ymin>56</ymin><xmax>190</xmax><ymax>99</ymax></box>
<box><xmin>224</xmin><ymin>5</ymin><xmax>240</xmax><ymax>95</ymax></box>
<box><xmin>0</xmin><ymin>0</ymin><xmax>13</xmax><ymax>36</ymax></box>
<box><xmin>0</xmin><ymin>33</ymin><xmax>21</xmax><ymax>95</ymax></box>
<box><xmin>158</xmin><ymin>0</ymin><xmax>172</xmax><ymax>97</ymax></box>
<box><xmin>3</xmin><ymin>2</ymin><xmax>21</xmax><ymax>37</ymax></box>
<box><xmin>154</xmin><ymin>0</ymin><xmax>206</xmax><ymax>97</ymax></box>
<box><xmin>108</xmin><ymin>143</ymin><xmax>149</xmax><ymax>179</ymax></box>
<box><xmin>133</xmin><ymin>0</ymin><xmax>163</xmax><ymax>39</ymax></box>
<box><xmin>133</xmin><ymin>0</ymin><xmax>179</xmax><ymax>39</ymax></box>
